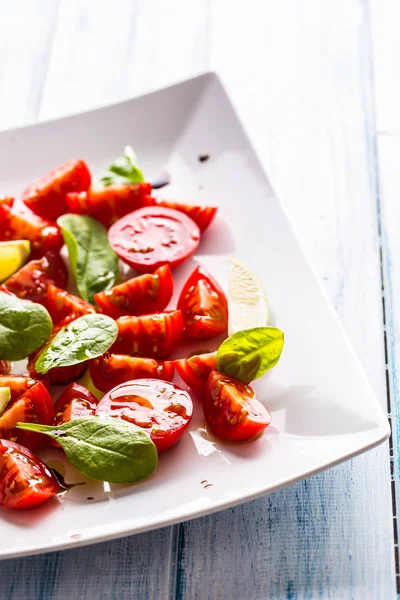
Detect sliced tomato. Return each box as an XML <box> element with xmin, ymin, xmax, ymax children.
<box><xmin>90</xmin><ymin>353</ymin><xmax>175</xmax><ymax>393</ymax></box>
<box><xmin>27</xmin><ymin>328</ymin><xmax>88</xmax><ymax>385</ymax></box>
<box><xmin>54</xmin><ymin>383</ymin><xmax>98</xmax><ymax>426</ymax></box>
<box><xmin>94</xmin><ymin>265</ymin><xmax>173</xmax><ymax>318</ymax></box>
<box><xmin>155</xmin><ymin>199</ymin><xmax>217</xmax><ymax>232</ymax></box>
<box><xmin>112</xmin><ymin>310</ymin><xmax>184</xmax><ymax>358</ymax></box>
<box><xmin>0</xmin><ymin>439</ymin><xmax>59</xmax><ymax>509</ymax></box>
<box><xmin>4</xmin><ymin>251</ymin><xmax>68</xmax><ymax>302</ymax></box>
<box><xmin>0</xmin><ymin>361</ymin><xmax>11</xmax><ymax>376</ymax></box>
<box><xmin>0</xmin><ymin>197</ymin><xmax>63</xmax><ymax>258</ymax></box>
<box><xmin>96</xmin><ymin>378</ymin><xmax>193</xmax><ymax>453</ymax></box>
<box><xmin>174</xmin><ymin>351</ymin><xmax>217</xmax><ymax>394</ymax></box>
<box><xmin>44</xmin><ymin>284</ymin><xmax>96</xmax><ymax>326</ymax></box>
<box><xmin>178</xmin><ymin>266</ymin><xmax>228</xmax><ymax>339</ymax></box>
<box><xmin>108</xmin><ymin>206</ymin><xmax>200</xmax><ymax>272</ymax></box>
<box><xmin>22</xmin><ymin>160</ymin><xmax>91</xmax><ymax>221</ymax></box>
<box><xmin>0</xmin><ymin>382</ymin><xmax>55</xmax><ymax>450</ymax></box>
<box><xmin>66</xmin><ymin>182</ymin><xmax>153</xmax><ymax>228</ymax></box>
<box><xmin>204</xmin><ymin>371</ymin><xmax>271</xmax><ymax>441</ymax></box>
<box><xmin>0</xmin><ymin>375</ymin><xmax>39</xmax><ymax>402</ymax></box>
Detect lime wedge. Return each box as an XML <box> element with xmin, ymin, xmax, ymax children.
<box><xmin>0</xmin><ymin>387</ymin><xmax>11</xmax><ymax>417</ymax></box>
<box><xmin>228</xmin><ymin>257</ymin><xmax>269</xmax><ymax>335</ymax></box>
<box><xmin>0</xmin><ymin>240</ymin><xmax>30</xmax><ymax>283</ymax></box>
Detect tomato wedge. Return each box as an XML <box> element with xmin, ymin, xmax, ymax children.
<box><xmin>4</xmin><ymin>251</ymin><xmax>68</xmax><ymax>302</ymax></box>
<box><xmin>0</xmin><ymin>375</ymin><xmax>39</xmax><ymax>402</ymax></box>
<box><xmin>0</xmin><ymin>197</ymin><xmax>63</xmax><ymax>258</ymax></box>
<box><xmin>0</xmin><ymin>361</ymin><xmax>11</xmax><ymax>376</ymax></box>
<box><xmin>174</xmin><ymin>351</ymin><xmax>217</xmax><ymax>394</ymax></box>
<box><xmin>66</xmin><ymin>182</ymin><xmax>153</xmax><ymax>228</ymax></box>
<box><xmin>90</xmin><ymin>353</ymin><xmax>175</xmax><ymax>393</ymax></box>
<box><xmin>28</xmin><ymin>327</ymin><xmax>88</xmax><ymax>384</ymax></box>
<box><xmin>44</xmin><ymin>284</ymin><xmax>96</xmax><ymax>326</ymax></box>
<box><xmin>0</xmin><ymin>382</ymin><xmax>55</xmax><ymax>450</ymax></box>
<box><xmin>54</xmin><ymin>383</ymin><xmax>98</xmax><ymax>425</ymax></box>
<box><xmin>22</xmin><ymin>159</ymin><xmax>91</xmax><ymax>221</ymax></box>
<box><xmin>94</xmin><ymin>265</ymin><xmax>173</xmax><ymax>318</ymax></box>
<box><xmin>96</xmin><ymin>379</ymin><xmax>193</xmax><ymax>453</ymax></box>
<box><xmin>0</xmin><ymin>439</ymin><xmax>59</xmax><ymax>509</ymax></box>
<box><xmin>204</xmin><ymin>371</ymin><xmax>271</xmax><ymax>441</ymax></box>
<box><xmin>155</xmin><ymin>199</ymin><xmax>217</xmax><ymax>232</ymax></box>
<box><xmin>108</xmin><ymin>206</ymin><xmax>200</xmax><ymax>272</ymax></box>
<box><xmin>178</xmin><ymin>266</ymin><xmax>228</xmax><ymax>339</ymax></box>
<box><xmin>112</xmin><ymin>310</ymin><xmax>184</xmax><ymax>358</ymax></box>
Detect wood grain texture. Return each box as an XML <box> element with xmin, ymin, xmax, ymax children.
<box><xmin>0</xmin><ymin>0</ymin><xmax>396</xmax><ymax>599</ymax></box>
<box><xmin>175</xmin><ymin>1</ymin><xmax>396</xmax><ymax>598</ymax></box>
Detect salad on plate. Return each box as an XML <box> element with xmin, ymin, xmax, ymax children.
<box><xmin>0</xmin><ymin>147</ymin><xmax>284</xmax><ymax>511</ymax></box>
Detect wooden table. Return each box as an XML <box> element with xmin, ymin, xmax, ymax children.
<box><xmin>0</xmin><ymin>1</ymin><xmax>398</xmax><ymax>598</ymax></box>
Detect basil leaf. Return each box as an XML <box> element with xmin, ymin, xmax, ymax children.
<box><xmin>58</xmin><ymin>214</ymin><xmax>118</xmax><ymax>304</ymax></box>
<box><xmin>35</xmin><ymin>313</ymin><xmax>117</xmax><ymax>374</ymax></box>
<box><xmin>16</xmin><ymin>417</ymin><xmax>158</xmax><ymax>484</ymax></box>
<box><xmin>217</xmin><ymin>327</ymin><xmax>284</xmax><ymax>383</ymax></box>
<box><xmin>100</xmin><ymin>145</ymin><xmax>145</xmax><ymax>187</ymax></box>
<box><xmin>0</xmin><ymin>292</ymin><xmax>52</xmax><ymax>361</ymax></box>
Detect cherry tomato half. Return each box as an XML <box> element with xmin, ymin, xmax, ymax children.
<box><xmin>0</xmin><ymin>375</ymin><xmax>39</xmax><ymax>402</ymax></box>
<box><xmin>0</xmin><ymin>439</ymin><xmax>59</xmax><ymax>509</ymax></box>
<box><xmin>96</xmin><ymin>378</ymin><xmax>193</xmax><ymax>453</ymax></box>
<box><xmin>90</xmin><ymin>353</ymin><xmax>175</xmax><ymax>393</ymax></box>
<box><xmin>0</xmin><ymin>382</ymin><xmax>55</xmax><ymax>450</ymax></box>
<box><xmin>66</xmin><ymin>182</ymin><xmax>153</xmax><ymax>228</ymax></box>
<box><xmin>0</xmin><ymin>197</ymin><xmax>63</xmax><ymax>258</ymax></box>
<box><xmin>22</xmin><ymin>159</ymin><xmax>91</xmax><ymax>221</ymax></box>
<box><xmin>94</xmin><ymin>265</ymin><xmax>173</xmax><ymax>318</ymax></box>
<box><xmin>4</xmin><ymin>251</ymin><xmax>68</xmax><ymax>302</ymax></box>
<box><xmin>204</xmin><ymin>371</ymin><xmax>271</xmax><ymax>441</ymax></box>
<box><xmin>174</xmin><ymin>351</ymin><xmax>217</xmax><ymax>394</ymax></box>
<box><xmin>178</xmin><ymin>266</ymin><xmax>228</xmax><ymax>339</ymax></box>
<box><xmin>54</xmin><ymin>383</ymin><xmax>98</xmax><ymax>426</ymax></box>
<box><xmin>111</xmin><ymin>310</ymin><xmax>184</xmax><ymax>358</ymax></box>
<box><xmin>108</xmin><ymin>206</ymin><xmax>200</xmax><ymax>272</ymax></box>
<box><xmin>0</xmin><ymin>361</ymin><xmax>11</xmax><ymax>376</ymax></box>
<box><xmin>44</xmin><ymin>284</ymin><xmax>96</xmax><ymax>326</ymax></box>
<box><xmin>155</xmin><ymin>199</ymin><xmax>217</xmax><ymax>232</ymax></box>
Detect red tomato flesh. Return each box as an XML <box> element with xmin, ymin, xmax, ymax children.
<box><xmin>96</xmin><ymin>378</ymin><xmax>193</xmax><ymax>453</ymax></box>
<box><xmin>0</xmin><ymin>197</ymin><xmax>63</xmax><ymax>258</ymax></box>
<box><xmin>0</xmin><ymin>439</ymin><xmax>59</xmax><ymax>509</ymax></box>
<box><xmin>66</xmin><ymin>182</ymin><xmax>153</xmax><ymax>228</ymax></box>
<box><xmin>108</xmin><ymin>206</ymin><xmax>200</xmax><ymax>272</ymax></box>
<box><xmin>90</xmin><ymin>353</ymin><xmax>175</xmax><ymax>393</ymax></box>
<box><xmin>178</xmin><ymin>266</ymin><xmax>228</xmax><ymax>339</ymax></box>
<box><xmin>0</xmin><ymin>375</ymin><xmax>39</xmax><ymax>402</ymax></box>
<box><xmin>4</xmin><ymin>251</ymin><xmax>68</xmax><ymax>302</ymax></box>
<box><xmin>22</xmin><ymin>159</ymin><xmax>91</xmax><ymax>221</ymax></box>
<box><xmin>0</xmin><ymin>362</ymin><xmax>11</xmax><ymax>376</ymax></box>
<box><xmin>155</xmin><ymin>199</ymin><xmax>217</xmax><ymax>232</ymax></box>
<box><xmin>0</xmin><ymin>382</ymin><xmax>55</xmax><ymax>450</ymax></box>
<box><xmin>54</xmin><ymin>383</ymin><xmax>98</xmax><ymax>425</ymax></box>
<box><xmin>174</xmin><ymin>351</ymin><xmax>217</xmax><ymax>394</ymax></box>
<box><xmin>94</xmin><ymin>265</ymin><xmax>173</xmax><ymax>318</ymax></box>
<box><xmin>44</xmin><ymin>284</ymin><xmax>96</xmax><ymax>326</ymax></box>
<box><xmin>204</xmin><ymin>371</ymin><xmax>271</xmax><ymax>441</ymax></box>
<box><xmin>111</xmin><ymin>310</ymin><xmax>184</xmax><ymax>358</ymax></box>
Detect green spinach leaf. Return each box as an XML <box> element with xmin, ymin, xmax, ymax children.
<box><xmin>217</xmin><ymin>327</ymin><xmax>284</xmax><ymax>383</ymax></box>
<box><xmin>0</xmin><ymin>292</ymin><xmax>52</xmax><ymax>361</ymax></box>
<box><xmin>58</xmin><ymin>214</ymin><xmax>118</xmax><ymax>304</ymax></box>
<box><xmin>100</xmin><ymin>145</ymin><xmax>145</xmax><ymax>187</ymax></box>
<box><xmin>35</xmin><ymin>313</ymin><xmax>118</xmax><ymax>374</ymax></box>
<box><xmin>16</xmin><ymin>417</ymin><xmax>158</xmax><ymax>484</ymax></box>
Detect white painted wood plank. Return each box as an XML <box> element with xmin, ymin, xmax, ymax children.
<box><xmin>175</xmin><ymin>1</ymin><xmax>396</xmax><ymax>598</ymax></box>
<box><xmin>0</xmin><ymin>0</ymin><xmax>59</xmax><ymax>129</ymax></box>
<box><xmin>370</xmin><ymin>0</ymin><xmax>400</xmax><ymax>132</ymax></box>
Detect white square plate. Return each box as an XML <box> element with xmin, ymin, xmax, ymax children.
<box><xmin>0</xmin><ymin>73</ymin><xmax>389</xmax><ymax>559</ymax></box>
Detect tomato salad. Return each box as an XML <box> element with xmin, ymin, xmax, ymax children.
<box><xmin>0</xmin><ymin>147</ymin><xmax>284</xmax><ymax>510</ymax></box>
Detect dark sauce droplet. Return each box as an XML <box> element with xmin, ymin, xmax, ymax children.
<box><xmin>198</xmin><ymin>153</ymin><xmax>210</xmax><ymax>163</ymax></box>
<box><xmin>151</xmin><ymin>170</ymin><xmax>171</xmax><ymax>189</ymax></box>
<box><xmin>87</xmin><ymin>497</ymin><xmax>94</xmax><ymax>501</ymax></box>
<box><xmin>50</xmin><ymin>468</ymin><xmax>84</xmax><ymax>494</ymax></box>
